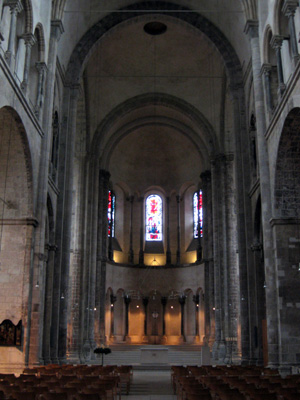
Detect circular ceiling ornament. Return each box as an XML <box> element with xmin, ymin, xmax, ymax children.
<box><xmin>144</xmin><ymin>21</ymin><xmax>167</xmax><ymax>35</ymax></box>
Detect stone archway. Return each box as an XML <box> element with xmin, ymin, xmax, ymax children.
<box><xmin>0</xmin><ymin>106</ymin><xmax>34</xmax><ymax>370</ymax></box>
<box><xmin>272</xmin><ymin>107</ymin><xmax>300</xmax><ymax>368</ymax></box>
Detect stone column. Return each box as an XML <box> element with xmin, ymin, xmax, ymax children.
<box><xmin>95</xmin><ymin>169</ymin><xmax>110</xmax><ymax>344</ymax></box>
<box><xmin>211</xmin><ymin>156</ymin><xmax>226</xmax><ymax>362</ymax></box>
<box><xmin>224</xmin><ymin>154</ymin><xmax>240</xmax><ymax>364</ymax></box>
<box><xmin>245</xmin><ymin>21</ymin><xmax>280</xmax><ymax>368</ymax></box>
<box><xmin>179</xmin><ymin>295</ymin><xmax>186</xmax><ymax>341</ymax></box>
<box><xmin>128</xmin><ymin>196</ymin><xmax>134</xmax><ymax>264</ymax></box>
<box><xmin>56</xmin><ymin>85</ymin><xmax>80</xmax><ymax>363</ymax></box>
<box><xmin>166</xmin><ymin>197</ymin><xmax>171</xmax><ymax>265</ymax></box>
<box><xmin>193</xmin><ymin>295</ymin><xmax>200</xmax><ymax>337</ymax></box>
<box><xmin>270</xmin><ymin>35</ymin><xmax>286</xmax><ymax>97</ymax></box>
<box><xmin>201</xmin><ymin>171</ymin><xmax>214</xmax><ymax>347</ymax></box>
<box><xmin>0</xmin><ymin>0</ymin><xmax>4</xmax><ymax>41</ymax></box>
<box><xmin>4</xmin><ymin>0</ymin><xmax>23</xmax><ymax>66</ymax></box>
<box><xmin>176</xmin><ymin>195</ymin><xmax>181</xmax><ymax>265</ymax></box>
<box><xmin>250</xmin><ymin>242</ymin><xmax>265</xmax><ymax>365</ymax></box>
<box><xmin>25</xmin><ymin>20</ymin><xmax>64</xmax><ymax>366</ymax></box>
<box><xmin>282</xmin><ymin>1</ymin><xmax>299</xmax><ymax>66</ymax></box>
<box><xmin>110</xmin><ymin>295</ymin><xmax>116</xmax><ymax>339</ymax></box>
<box><xmin>261</xmin><ymin>64</ymin><xmax>273</xmax><ymax>112</ymax></box>
<box><xmin>161</xmin><ymin>297</ymin><xmax>167</xmax><ymax>336</ymax></box>
<box><xmin>82</xmin><ymin>158</ymin><xmax>98</xmax><ymax>360</ymax></box>
<box><xmin>143</xmin><ymin>297</ymin><xmax>149</xmax><ymax>339</ymax></box>
<box><xmin>35</xmin><ymin>62</ymin><xmax>47</xmax><ymax>120</ymax></box>
<box><xmin>42</xmin><ymin>244</ymin><xmax>57</xmax><ymax>364</ymax></box>
<box><xmin>139</xmin><ymin>197</ymin><xmax>144</xmax><ymax>266</ymax></box>
<box><xmin>124</xmin><ymin>295</ymin><xmax>131</xmax><ymax>341</ymax></box>
<box><xmin>21</xmin><ymin>33</ymin><xmax>35</xmax><ymax>93</ymax></box>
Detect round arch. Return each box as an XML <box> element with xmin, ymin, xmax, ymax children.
<box><xmin>65</xmin><ymin>1</ymin><xmax>243</xmax><ymax>89</ymax></box>
<box><xmin>90</xmin><ymin>93</ymin><xmax>219</xmax><ymax>169</ymax></box>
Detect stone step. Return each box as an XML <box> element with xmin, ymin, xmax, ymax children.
<box><xmin>93</xmin><ymin>346</ymin><xmax>203</xmax><ymax>366</ymax></box>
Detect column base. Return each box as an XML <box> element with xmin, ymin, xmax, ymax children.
<box><xmin>160</xmin><ymin>335</ymin><xmax>168</xmax><ymax>344</ymax></box>
<box><xmin>125</xmin><ymin>336</ymin><xmax>131</xmax><ymax>343</ymax></box>
<box><xmin>178</xmin><ymin>335</ymin><xmax>185</xmax><ymax>344</ymax></box>
<box><xmin>142</xmin><ymin>335</ymin><xmax>149</xmax><ymax>344</ymax></box>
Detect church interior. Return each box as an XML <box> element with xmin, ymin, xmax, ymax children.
<box><xmin>1</xmin><ymin>0</ymin><xmax>300</xmax><ymax>380</ymax></box>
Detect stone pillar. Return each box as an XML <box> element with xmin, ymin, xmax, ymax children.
<box><xmin>25</xmin><ymin>20</ymin><xmax>64</xmax><ymax>367</ymax></box>
<box><xmin>35</xmin><ymin>62</ymin><xmax>47</xmax><ymax>120</ymax></box>
<box><xmin>261</xmin><ymin>64</ymin><xmax>273</xmax><ymax>112</ymax></box>
<box><xmin>179</xmin><ymin>295</ymin><xmax>186</xmax><ymax>341</ymax></box>
<box><xmin>193</xmin><ymin>295</ymin><xmax>200</xmax><ymax>337</ymax></box>
<box><xmin>110</xmin><ymin>295</ymin><xmax>116</xmax><ymax>339</ymax></box>
<box><xmin>128</xmin><ymin>196</ymin><xmax>134</xmax><ymax>264</ymax></box>
<box><xmin>282</xmin><ymin>1</ymin><xmax>299</xmax><ymax>66</ymax></box>
<box><xmin>139</xmin><ymin>197</ymin><xmax>144</xmax><ymax>266</ymax></box>
<box><xmin>21</xmin><ymin>33</ymin><xmax>35</xmax><ymax>93</ymax></box>
<box><xmin>250</xmin><ymin>241</ymin><xmax>265</xmax><ymax>365</ymax></box>
<box><xmin>201</xmin><ymin>171</ymin><xmax>214</xmax><ymax>347</ymax></box>
<box><xmin>124</xmin><ymin>295</ymin><xmax>131</xmax><ymax>341</ymax></box>
<box><xmin>166</xmin><ymin>197</ymin><xmax>171</xmax><ymax>265</ymax></box>
<box><xmin>42</xmin><ymin>244</ymin><xmax>57</xmax><ymax>364</ymax></box>
<box><xmin>224</xmin><ymin>154</ymin><xmax>240</xmax><ymax>364</ymax></box>
<box><xmin>270</xmin><ymin>35</ymin><xmax>286</xmax><ymax>97</ymax></box>
<box><xmin>0</xmin><ymin>0</ymin><xmax>4</xmax><ymax>41</ymax></box>
<box><xmin>143</xmin><ymin>297</ymin><xmax>149</xmax><ymax>339</ymax></box>
<box><xmin>56</xmin><ymin>85</ymin><xmax>80</xmax><ymax>363</ymax></box>
<box><xmin>176</xmin><ymin>195</ymin><xmax>181</xmax><ymax>265</ymax></box>
<box><xmin>82</xmin><ymin>158</ymin><xmax>98</xmax><ymax>360</ymax></box>
<box><xmin>67</xmin><ymin>250</ymin><xmax>82</xmax><ymax>362</ymax></box>
<box><xmin>245</xmin><ymin>20</ymin><xmax>280</xmax><ymax>368</ymax></box>
<box><xmin>4</xmin><ymin>0</ymin><xmax>23</xmax><ymax>66</ymax></box>
<box><xmin>211</xmin><ymin>155</ymin><xmax>227</xmax><ymax>362</ymax></box>
<box><xmin>95</xmin><ymin>169</ymin><xmax>110</xmax><ymax>344</ymax></box>
<box><xmin>161</xmin><ymin>297</ymin><xmax>167</xmax><ymax>336</ymax></box>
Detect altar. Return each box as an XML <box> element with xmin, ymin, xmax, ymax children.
<box><xmin>140</xmin><ymin>346</ymin><xmax>169</xmax><ymax>364</ymax></box>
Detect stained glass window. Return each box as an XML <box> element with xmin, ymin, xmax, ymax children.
<box><xmin>108</xmin><ymin>190</ymin><xmax>115</xmax><ymax>237</ymax></box>
<box><xmin>146</xmin><ymin>194</ymin><xmax>162</xmax><ymax>241</ymax></box>
<box><xmin>193</xmin><ymin>190</ymin><xmax>203</xmax><ymax>238</ymax></box>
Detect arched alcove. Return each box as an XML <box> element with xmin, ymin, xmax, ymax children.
<box><xmin>0</xmin><ymin>106</ymin><xmax>34</xmax><ymax>365</ymax></box>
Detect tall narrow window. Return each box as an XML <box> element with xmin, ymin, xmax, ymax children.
<box><xmin>108</xmin><ymin>190</ymin><xmax>115</xmax><ymax>237</ymax></box>
<box><xmin>146</xmin><ymin>194</ymin><xmax>162</xmax><ymax>241</ymax></box>
<box><xmin>193</xmin><ymin>190</ymin><xmax>203</xmax><ymax>238</ymax></box>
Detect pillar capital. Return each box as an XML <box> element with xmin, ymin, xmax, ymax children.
<box><xmin>99</xmin><ymin>169</ymin><xmax>110</xmax><ymax>180</ymax></box>
<box><xmin>142</xmin><ymin>297</ymin><xmax>149</xmax><ymax>307</ymax></box>
<box><xmin>244</xmin><ymin>20</ymin><xmax>259</xmax><ymax>39</ymax></box>
<box><xmin>124</xmin><ymin>295</ymin><xmax>131</xmax><ymax>306</ymax></box>
<box><xmin>200</xmin><ymin>170</ymin><xmax>211</xmax><ymax>184</ymax></box>
<box><xmin>35</xmin><ymin>61</ymin><xmax>47</xmax><ymax>74</ymax></box>
<box><xmin>161</xmin><ymin>296</ymin><xmax>168</xmax><ymax>306</ymax></box>
<box><xmin>282</xmin><ymin>0</ymin><xmax>298</xmax><ymax>17</ymax></box>
<box><xmin>193</xmin><ymin>294</ymin><xmax>200</xmax><ymax>304</ymax></box>
<box><xmin>110</xmin><ymin>294</ymin><xmax>117</xmax><ymax>304</ymax></box>
<box><xmin>260</xmin><ymin>63</ymin><xmax>272</xmax><ymax>76</ymax></box>
<box><xmin>22</xmin><ymin>33</ymin><xmax>36</xmax><ymax>47</ymax></box>
<box><xmin>4</xmin><ymin>0</ymin><xmax>23</xmax><ymax>13</ymax></box>
<box><xmin>251</xmin><ymin>242</ymin><xmax>262</xmax><ymax>252</ymax></box>
<box><xmin>178</xmin><ymin>295</ymin><xmax>186</xmax><ymax>306</ymax></box>
<box><xmin>270</xmin><ymin>35</ymin><xmax>284</xmax><ymax>50</ymax></box>
<box><xmin>51</xmin><ymin>19</ymin><xmax>64</xmax><ymax>42</ymax></box>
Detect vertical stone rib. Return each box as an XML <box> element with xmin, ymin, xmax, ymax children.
<box><xmin>245</xmin><ymin>20</ymin><xmax>281</xmax><ymax>368</ymax></box>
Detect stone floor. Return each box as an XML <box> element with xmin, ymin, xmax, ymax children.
<box><xmin>123</xmin><ymin>370</ymin><xmax>177</xmax><ymax>399</ymax></box>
